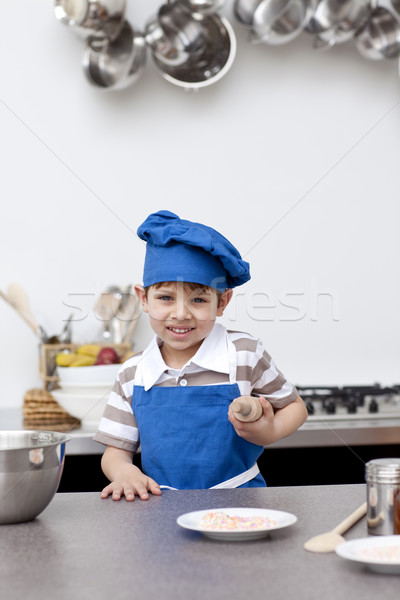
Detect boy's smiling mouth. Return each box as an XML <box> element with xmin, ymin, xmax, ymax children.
<box><xmin>168</xmin><ymin>327</ymin><xmax>194</xmax><ymax>334</ymax></box>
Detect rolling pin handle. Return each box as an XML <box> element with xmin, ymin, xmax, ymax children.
<box><xmin>229</xmin><ymin>396</ymin><xmax>262</xmax><ymax>422</ymax></box>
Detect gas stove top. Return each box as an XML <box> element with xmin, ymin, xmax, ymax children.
<box><xmin>296</xmin><ymin>384</ymin><xmax>400</xmax><ymax>421</ymax></box>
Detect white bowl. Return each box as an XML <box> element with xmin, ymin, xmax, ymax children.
<box><xmin>57</xmin><ymin>363</ymin><xmax>121</xmax><ymax>385</ymax></box>
<box><xmin>52</xmin><ymin>389</ymin><xmax>111</xmax><ymax>427</ymax></box>
<box><xmin>59</xmin><ymin>382</ymin><xmax>116</xmax><ymax>395</ymax></box>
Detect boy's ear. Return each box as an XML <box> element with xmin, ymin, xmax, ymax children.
<box><xmin>134</xmin><ymin>284</ymin><xmax>149</xmax><ymax>313</ymax></box>
<box><xmin>216</xmin><ymin>288</ymin><xmax>233</xmax><ymax>317</ymax></box>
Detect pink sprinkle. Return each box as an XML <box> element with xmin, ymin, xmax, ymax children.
<box><xmin>201</xmin><ymin>511</ymin><xmax>278</xmax><ymax>531</ymax></box>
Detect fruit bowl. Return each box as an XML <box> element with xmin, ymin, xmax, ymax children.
<box><xmin>0</xmin><ymin>430</ymin><xmax>70</xmax><ymax>524</ymax></box>
<box><xmin>57</xmin><ymin>363</ymin><xmax>121</xmax><ymax>385</ymax></box>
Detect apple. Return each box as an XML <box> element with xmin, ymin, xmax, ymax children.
<box><xmin>95</xmin><ymin>347</ymin><xmax>120</xmax><ymax>365</ymax></box>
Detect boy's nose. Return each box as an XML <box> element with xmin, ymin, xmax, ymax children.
<box><xmin>173</xmin><ymin>298</ymin><xmax>191</xmax><ymax>320</ymax></box>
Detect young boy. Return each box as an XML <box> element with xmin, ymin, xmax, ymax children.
<box><xmin>94</xmin><ymin>210</ymin><xmax>307</xmax><ymax>500</ymax></box>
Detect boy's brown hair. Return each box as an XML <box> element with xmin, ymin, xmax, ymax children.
<box><xmin>144</xmin><ymin>281</ymin><xmax>223</xmax><ymax>303</ymax></box>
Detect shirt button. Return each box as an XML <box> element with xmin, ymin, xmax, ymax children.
<box><xmin>179</xmin><ymin>379</ymin><xmax>187</xmax><ymax>387</ymax></box>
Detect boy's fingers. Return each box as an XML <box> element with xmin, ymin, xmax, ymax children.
<box><xmin>135</xmin><ymin>483</ymin><xmax>149</xmax><ymax>500</ymax></box>
<box><xmin>112</xmin><ymin>486</ymin><xmax>123</xmax><ymax>501</ymax></box>
<box><xmin>259</xmin><ymin>396</ymin><xmax>273</xmax><ymax>414</ymax></box>
<box><xmin>124</xmin><ymin>487</ymin><xmax>136</xmax><ymax>501</ymax></box>
<box><xmin>148</xmin><ymin>479</ymin><xmax>162</xmax><ymax>495</ymax></box>
<box><xmin>100</xmin><ymin>483</ymin><xmax>114</xmax><ymax>499</ymax></box>
<box><xmin>100</xmin><ymin>477</ymin><xmax>162</xmax><ymax>502</ymax></box>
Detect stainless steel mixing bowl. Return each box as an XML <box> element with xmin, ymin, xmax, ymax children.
<box><xmin>0</xmin><ymin>430</ymin><xmax>70</xmax><ymax>525</ymax></box>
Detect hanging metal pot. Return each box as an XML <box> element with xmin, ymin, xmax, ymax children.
<box><xmin>54</xmin><ymin>0</ymin><xmax>126</xmax><ymax>47</ymax></box>
<box><xmin>180</xmin><ymin>0</ymin><xmax>225</xmax><ymax>14</ymax></box>
<box><xmin>305</xmin><ymin>0</ymin><xmax>372</xmax><ymax>50</ymax></box>
<box><xmin>82</xmin><ymin>20</ymin><xmax>146</xmax><ymax>90</ymax></box>
<box><xmin>145</xmin><ymin>2</ymin><xmax>207</xmax><ymax>67</ymax></box>
<box><xmin>355</xmin><ymin>7</ymin><xmax>400</xmax><ymax>60</ymax></box>
<box><xmin>147</xmin><ymin>9</ymin><xmax>236</xmax><ymax>89</ymax></box>
<box><xmin>234</xmin><ymin>0</ymin><xmax>308</xmax><ymax>45</ymax></box>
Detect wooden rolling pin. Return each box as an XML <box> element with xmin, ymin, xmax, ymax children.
<box><xmin>229</xmin><ymin>396</ymin><xmax>262</xmax><ymax>422</ymax></box>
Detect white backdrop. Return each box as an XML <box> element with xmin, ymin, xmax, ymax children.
<box><xmin>1</xmin><ymin>0</ymin><xmax>399</xmax><ymax>408</ymax></box>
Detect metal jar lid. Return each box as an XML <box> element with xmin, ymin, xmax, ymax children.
<box><xmin>365</xmin><ymin>458</ymin><xmax>400</xmax><ymax>484</ymax></box>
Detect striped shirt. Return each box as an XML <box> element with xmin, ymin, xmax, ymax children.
<box><xmin>93</xmin><ymin>323</ymin><xmax>298</xmax><ymax>453</ymax></box>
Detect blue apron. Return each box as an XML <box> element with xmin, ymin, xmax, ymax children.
<box><xmin>132</xmin><ymin>382</ymin><xmax>266</xmax><ymax>489</ymax></box>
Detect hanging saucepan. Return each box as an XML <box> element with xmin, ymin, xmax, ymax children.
<box><xmin>355</xmin><ymin>7</ymin><xmax>400</xmax><ymax>60</ymax></box>
<box><xmin>147</xmin><ymin>10</ymin><xmax>236</xmax><ymax>89</ymax></box>
<box><xmin>82</xmin><ymin>20</ymin><xmax>146</xmax><ymax>90</ymax></box>
<box><xmin>180</xmin><ymin>0</ymin><xmax>225</xmax><ymax>14</ymax></box>
<box><xmin>234</xmin><ymin>0</ymin><xmax>271</xmax><ymax>27</ymax></box>
<box><xmin>305</xmin><ymin>0</ymin><xmax>372</xmax><ymax>50</ymax></box>
<box><xmin>233</xmin><ymin>0</ymin><xmax>308</xmax><ymax>45</ymax></box>
<box><xmin>392</xmin><ymin>0</ymin><xmax>400</xmax><ymax>16</ymax></box>
<box><xmin>145</xmin><ymin>1</ymin><xmax>207</xmax><ymax>67</ymax></box>
<box><xmin>54</xmin><ymin>0</ymin><xmax>126</xmax><ymax>48</ymax></box>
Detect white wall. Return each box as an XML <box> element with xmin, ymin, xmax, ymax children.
<box><xmin>1</xmin><ymin>0</ymin><xmax>399</xmax><ymax>409</ymax></box>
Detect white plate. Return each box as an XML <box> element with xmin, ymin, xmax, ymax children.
<box><xmin>177</xmin><ymin>507</ymin><xmax>297</xmax><ymax>541</ymax></box>
<box><xmin>336</xmin><ymin>536</ymin><xmax>400</xmax><ymax>574</ymax></box>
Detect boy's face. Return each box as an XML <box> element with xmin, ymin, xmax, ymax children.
<box><xmin>135</xmin><ymin>282</ymin><xmax>232</xmax><ymax>366</ymax></box>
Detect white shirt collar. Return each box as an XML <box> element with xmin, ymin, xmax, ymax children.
<box><xmin>139</xmin><ymin>323</ymin><xmax>230</xmax><ymax>391</ymax></box>
<box><xmin>189</xmin><ymin>323</ymin><xmax>230</xmax><ymax>374</ymax></box>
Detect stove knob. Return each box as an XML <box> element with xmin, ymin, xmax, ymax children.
<box><xmin>326</xmin><ymin>399</ymin><xmax>336</xmax><ymax>414</ymax></box>
<box><xmin>347</xmin><ymin>398</ymin><xmax>357</xmax><ymax>414</ymax></box>
<box><xmin>305</xmin><ymin>400</ymin><xmax>315</xmax><ymax>415</ymax></box>
<box><xmin>368</xmin><ymin>398</ymin><xmax>379</xmax><ymax>413</ymax></box>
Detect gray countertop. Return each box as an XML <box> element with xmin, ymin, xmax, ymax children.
<box><xmin>2</xmin><ymin>408</ymin><xmax>400</xmax><ymax>455</ymax></box>
<box><xmin>1</xmin><ymin>484</ymin><xmax>399</xmax><ymax>600</ymax></box>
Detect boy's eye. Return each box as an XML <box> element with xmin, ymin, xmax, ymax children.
<box><xmin>158</xmin><ymin>295</ymin><xmax>172</xmax><ymax>301</ymax></box>
<box><xmin>192</xmin><ymin>297</ymin><xmax>206</xmax><ymax>303</ymax></box>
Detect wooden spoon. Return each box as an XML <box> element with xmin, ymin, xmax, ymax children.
<box><xmin>7</xmin><ymin>283</ymin><xmax>40</xmax><ymax>333</ymax></box>
<box><xmin>121</xmin><ymin>295</ymin><xmax>142</xmax><ymax>344</ymax></box>
<box><xmin>303</xmin><ymin>502</ymin><xmax>367</xmax><ymax>553</ymax></box>
<box><xmin>0</xmin><ymin>287</ymin><xmax>39</xmax><ymax>336</ymax></box>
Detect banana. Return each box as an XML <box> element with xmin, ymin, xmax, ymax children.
<box><xmin>56</xmin><ymin>352</ymin><xmax>78</xmax><ymax>367</ymax></box>
<box><xmin>76</xmin><ymin>344</ymin><xmax>102</xmax><ymax>358</ymax></box>
<box><xmin>69</xmin><ymin>355</ymin><xmax>97</xmax><ymax>367</ymax></box>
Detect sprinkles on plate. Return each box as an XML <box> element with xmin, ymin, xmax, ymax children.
<box><xmin>356</xmin><ymin>545</ymin><xmax>400</xmax><ymax>563</ymax></box>
<box><xmin>200</xmin><ymin>511</ymin><xmax>278</xmax><ymax>531</ymax></box>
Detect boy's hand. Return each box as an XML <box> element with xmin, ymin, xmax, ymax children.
<box><xmin>228</xmin><ymin>396</ymin><xmax>277</xmax><ymax>446</ymax></box>
<box><xmin>100</xmin><ymin>464</ymin><xmax>161</xmax><ymax>502</ymax></box>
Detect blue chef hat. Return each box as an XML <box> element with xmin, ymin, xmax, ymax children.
<box><xmin>137</xmin><ymin>210</ymin><xmax>250</xmax><ymax>291</ymax></box>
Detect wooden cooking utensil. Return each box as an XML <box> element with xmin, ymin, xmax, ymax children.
<box><xmin>0</xmin><ymin>287</ymin><xmax>39</xmax><ymax>336</ymax></box>
<box><xmin>303</xmin><ymin>502</ymin><xmax>367</xmax><ymax>553</ymax></box>
<box><xmin>229</xmin><ymin>396</ymin><xmax>262</xmax><ymax>422</ymax></box>
<box><xmin>119</xmin><ymin>293</ymin><xmax>141</xmax><ymax>344</ymax></box>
